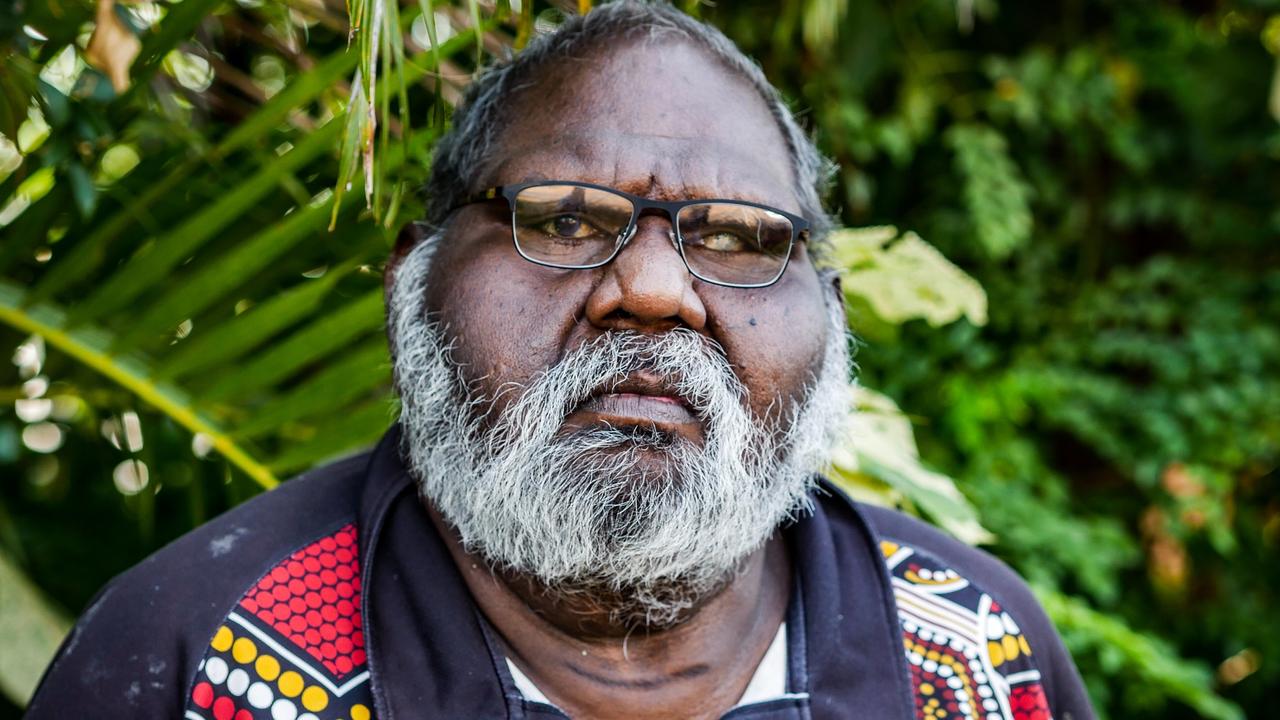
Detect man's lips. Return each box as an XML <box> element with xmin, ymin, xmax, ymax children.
<box><xmin>568</xmin><ymin>375</ymin><xmax>699</xmax><ymax>432</ymax></box>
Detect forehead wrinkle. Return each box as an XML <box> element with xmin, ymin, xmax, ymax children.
<box><xmin>491</xmin><ymin>131</ymin><xmax>800</xmax><ymax>211</ymax></box>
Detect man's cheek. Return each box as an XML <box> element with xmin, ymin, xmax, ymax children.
<box><xmin>723</xmin><ymin>320</ymin><xmax>828</xmax><ymax>426</ymax></box>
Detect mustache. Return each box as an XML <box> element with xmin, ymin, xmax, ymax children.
<box><xmin>494</xmin><ymin>328</ymin><xmax>745</xmax><ymax>428</ymax></box>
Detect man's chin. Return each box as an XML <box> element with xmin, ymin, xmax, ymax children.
<box><xmin>504</xmin><ymin>566</ymin><xmax>738</xmax><ymax>636</ymax></box>
<box><xmin>557</xmin><ymin>427</ymin><xmax>694</xmax><ymax>484</ymax></box>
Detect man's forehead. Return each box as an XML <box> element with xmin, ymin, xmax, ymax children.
<box><xmin>488</xmin><ymin>130</ymin><xmax>799</xmax><ymax>211</ymax></box>
<box><xmin>479</xmin><ymin>39</ymin><xmax>799</xmax><ymax>211</ymax></box>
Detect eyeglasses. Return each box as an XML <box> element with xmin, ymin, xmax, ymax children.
<box><xmin>452</xmin><ymin>180</ymin><xmax>810</xmax><ymax>289</ymax></box>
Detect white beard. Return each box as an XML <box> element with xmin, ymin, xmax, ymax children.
<box><xmin>387</xmin><ymin>236</ymin><xmax>852</xmax><ymax>628</ymax></box>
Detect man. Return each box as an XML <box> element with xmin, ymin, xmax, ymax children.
<box><xmin>28</xmin><ymin>2</ymin><xmax>1093</xmax><ymax>719</ymax></box>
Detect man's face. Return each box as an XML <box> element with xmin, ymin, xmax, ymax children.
<box><xmin>422</xmin><ymin>39</ymin><xmax>832</xmax><ymax>446</ymax></box>
<box><xmin>390</xmin><ymin>38</ymin><xmax>846</xmax><ymax>627</ymax></box>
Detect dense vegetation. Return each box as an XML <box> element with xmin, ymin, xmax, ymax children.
<box><xmin>1</xmin><ymin>1</ymin><xmax>1276</xmax><ymax>718</ymax></box>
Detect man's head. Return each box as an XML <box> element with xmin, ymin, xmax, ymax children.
<box><xmin>387</xmin><ymin>1</ymin><xmax>851</xmax><ymax>629</ymax></box>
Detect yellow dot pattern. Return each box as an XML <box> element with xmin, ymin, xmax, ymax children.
<box><xmin>301</xmin><ymin>685</ymin><xmax>329</xmax><ymax>712</ymax></box>
<box><xmin>277</xmin><ymin>670</ymin><xmax>304</xmax><ymax>698</ymax></box>
<box><xmin>203</xmin><ymin>624</ymin><xmax>373</xmax><ymax>718</ymax></box>
<box><xmin>255</xmin><ymin>654</ymin><xmax>280</xmax><ymax>681</ymax></box>
<box><xmin>231</xmin><ymin>637</ymin><xmax>257</xmax><ymax>664</ymax></box>
<box><xmin>1002</xmin><ymin>634</ymin><xmax>1021</xmax><ymax>662</ymax></box>
<box><xmin>988</xmin><ymin>639</ymin><xmax>1005</xmax><ymax>667</ymax></box>
<box><xmin>210</xmin><ymin>626</ymin><xmax>233</xmax><ymax>652</ymax></box>
<box><xmin>890</xmin><ymin>541</ymin><xmax>1051</xmax><ymax>720</ymax></box>
<box><xmin>905</xmin><ymin>636</ymin><xmax>979</xmax><ymax>699</ymax></box>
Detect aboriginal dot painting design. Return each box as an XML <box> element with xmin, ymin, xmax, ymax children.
<box><xmin>184</xmin><ymin>524</ymin><xmax>375</xmax><ymax>720</ymax></box>
<box><xmin>882</xmin><ymin>540</ymin><xmax>1052</xmax><ymax>720</ymax></box>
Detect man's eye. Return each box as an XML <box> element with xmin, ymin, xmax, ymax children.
<box><xmin>539</xmin><ymin>214</ymin><xmax>598</xmax><ymax>239</ymax></box>
<box><xmin>697</xmin><ymin>232</ymin><xmax>748</xmax><ymax>253</ymax></box>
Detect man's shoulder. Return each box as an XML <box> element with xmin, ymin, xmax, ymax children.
<box><xmin>852</xmin><ymin>500</ymin><xmax>1036</xmax><ymax>605</ymax></box>
<box><xmin>814</xmin><ymin>483</ymin><xmax>1093</xmax><ymax>719</ymax></box>
<box><xmin>26</xmin><ymin>450</ymin><xmax>375</xmax><ymax>719</ymax></box>
<box><xmin>116</xmin><ymin>449</ymin><xmax>371</xmax><ymax>600</ymax></box>
<box><xmin>812</xmin><ymin>482</ymin><xmax>1031</xmax><ymax>599</ymax></box>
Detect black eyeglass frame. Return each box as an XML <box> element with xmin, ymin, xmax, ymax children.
<box><xmin>451</xmin><ymin>180</ymin><xmax>811</xmax><ymax>289</ymax></box>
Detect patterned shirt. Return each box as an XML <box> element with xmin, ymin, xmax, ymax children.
<box><xmin>29</xmin><ymin>426</ymin><xmax>1091</xmax><ymax>719</ymax></box>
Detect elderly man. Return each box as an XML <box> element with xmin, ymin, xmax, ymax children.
<box><xmin>28</xmin><ymin>3</ymin><xmax>1092</xmax><ymax>719</ymax></box>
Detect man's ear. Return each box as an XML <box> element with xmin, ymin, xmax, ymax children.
<box><xmin>385</xmin><ymin>221</ymin><xmax>429</xmax><ymax>308</ymax></box>
<box><xmin>825</xmin><ymin>268</ymin><xmax>843</xmax><ymax>300</ymax></box>
<box><xmin>391</xmin><ymin>221</ymin><xmax>428</xmax><ymax>265</ymax></box>
<box><xmin>820</xmin><ymin>267</ymin><xmax>845</xmax><ymax>311</ymax></box>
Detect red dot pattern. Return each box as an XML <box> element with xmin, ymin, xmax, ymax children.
<box><xmin>238</xmin><ymin>523</ymin><xmax>366</xmax><ymax>677</ymax></box>
<box><xmin>191</xmin><ymin>682</ymin><xmax>214</xmax><ymax>708</ymax></box>
<box><xmin>211</xmin><ymin>696</ymin><xmax>234</xmax><ymax>720</ymax></box>
<box><xmin>1010</xmin><ymin>683</ymin><xmax>1051</xmax><ymax>720</ymax></box>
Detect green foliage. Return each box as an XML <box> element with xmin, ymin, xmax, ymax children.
<box><xmin>0</xmin><ymin>4</ymin><xmax>487</xmax><ymax>709</ymax></box>
<box><xmin>0</xmin><ymin>547</ymin><xmax>70</xmax><ymax>707</ymax></box>
<box><xmin>830</xmin><ymin>385</ymin><xmax>992</xmax><ymax>546</ymax></box>
<box><xmin>2</xmin><ymin>1</ymin><xmax>1277</xmax><ymax>719</ymax></box>
<box><xmin>1041</xmin><ymin>590</ymin><xmax>1244</xmax><ymax>720</ymax></box>
<box><xmin>943</xmin><ymin>124</ymin><xmax>1032</xmax><ymax>260</ymax></box>
<box><xmin>830</xmin><ymin>225</ymin><xmax>987</xmax><ymax>340</ymax></box>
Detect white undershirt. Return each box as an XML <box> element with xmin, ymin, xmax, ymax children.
<box><xmin>506</xmin><ymin>622</ymin><xmax>789</xmax><ymax>710</ymax></box>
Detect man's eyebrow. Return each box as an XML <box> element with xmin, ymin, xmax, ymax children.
<box><xmin>487</xmin><ymin>135</ymin><xmax>601</xmax><ymax>185</ymax></box>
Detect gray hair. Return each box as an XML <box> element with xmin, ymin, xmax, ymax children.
<box><xmin>424</xmin><ymin>0</ymin><xmax>834</xmax><ymax>243</ymax></box>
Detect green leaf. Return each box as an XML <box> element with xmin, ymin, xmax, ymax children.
<box><xmin>0</xmin><ymin>56</ymin><xmax>39</xmax><ymax>140</ymax></box>
<box><xmin>27</xmin><ymin>42</ymin><xmax>372</xmax><ymax>307</ymax></box>
<box><xmin>155</xmin><ymin>269</ymin><xmax>351</xmax><ymax>382</ymax></box>
<box><xmin>126</xmin><ymin>0</ymin><xmax>227</xmax><ymax>94</ymax></box>
<box><xmin>0</xmin><ymin>180</ymin><xmax>64</xmax><ymax>274</ymax></box>
<box><xmin>233</xmin><ymin>342</ymin><xmax>391</xmax><ymax>438</ymax></box>
<box><xmin>268</xmin><ymin>398</ymin><xmax>395</xmax><ymax>473</ymax></box>
<box><xmin>214</xmin><ymin>49</ymin><xmax>361</xmax><ymax>160</ymax></box>
<box><xmin>197</xmin><ymin>288</ymin><xmax>387</xmax><ymax>404</ymax></box>
<box><xmin>72</xmin><ymin>119</ymin><xmax>345</xmax><ymax>328</ymax></box>
<box><xmin>65</xmin><ymin>162</ymin><xmax>96</xmax><ymax>218</ymax></box>
<box><xmin>330</xmin><ymin>74</ymin><xmax>368</xmax><ymax>230</ymax></box>
<box><xmin>0</xmin><ymin>548</ymin><xmax>71</xmax><ymax>708</ymax></box>
<box><xmin>828</xmin><ymin>386</ymin><xmax>994</xmax><ymax>545</ymax></box>
<box><xmin>830</xmin><ymin>226</ymin><xmax>988</xmax><ymax>332</ymax></box>
<box><xmin>0</xmin><ymin>280</ymin><xmax>278</xmax><ymax>488</ymax></box>
<box><xmin>116</xmin><ymin>194</ymin><xmax>368</xmax><ymax>348</ymax></box>
<box><xmin>945</xmin><ymin>124</ymin><xmax>1033</xmax><ymax>260</ymax></box>
<box><xmin>1040</xmin><ymin>590</ymin><xmax>1245</xmax><ymax>720</ymax></box>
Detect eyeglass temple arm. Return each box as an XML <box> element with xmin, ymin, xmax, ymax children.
<box><xmin>448</xmin><ymin>186</ymin><xmax>505</xmax><ymax>213</ymax></box>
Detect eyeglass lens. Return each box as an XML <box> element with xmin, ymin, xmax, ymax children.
<box><xmin>511</xmin><ymin>184</ymin><xmax>794</xmax><ymax>287</ymax></box>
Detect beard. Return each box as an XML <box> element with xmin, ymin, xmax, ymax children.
<box><xmin>387</xmin><ymin>236</ymin><xmax>852</xmax><ymax>629</ymax></box>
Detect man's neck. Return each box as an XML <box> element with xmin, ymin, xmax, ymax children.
<box><xmin>427</xmin><ymin>503</ymin><xmax>791</xmax><ymax>720</ymax></box>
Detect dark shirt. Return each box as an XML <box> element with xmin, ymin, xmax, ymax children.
<box><xmin>28</xmin><ymin>426</ymin><xmax>1094</xmax><ymax>719</ymax></box>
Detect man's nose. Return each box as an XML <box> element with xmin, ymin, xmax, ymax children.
<box><xmin>583</xmin><ymin>216</ymin><xmax>707</xmax><ymax>332</ymax></box>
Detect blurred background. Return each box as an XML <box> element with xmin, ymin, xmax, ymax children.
<box><xmin>0</xmin><ymin>0</ymin><xmax>1277</xmax><ymax>717</ymax></box>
